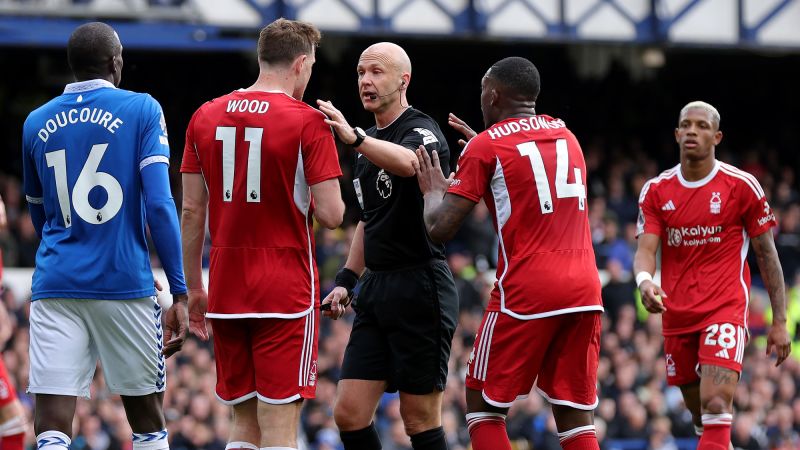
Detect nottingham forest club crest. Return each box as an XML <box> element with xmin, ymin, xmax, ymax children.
<box><xmin>376</xmin><ymin>169</ymin><xmax>392</xmax><ymax>199</ymax></box>
<box><xmin>710</xmin><ymin>192</ymin><xmax>722</xmax><ymax>214</ymax></box>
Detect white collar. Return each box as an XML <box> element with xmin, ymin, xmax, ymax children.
<box><xmin>64</xmin><ymin>79</ymin><xmax>116</xmax><ymax>94</ymax></box>
<box><xmin>678</xmin><ymin>159</ymin><xmax>720</xmax><ymax>188</ymax></box>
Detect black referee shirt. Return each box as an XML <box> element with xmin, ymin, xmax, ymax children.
<box><xmin>353</xmin><ymin>107</ymin><xmax>450</xmax><ymax>271</ymax></box>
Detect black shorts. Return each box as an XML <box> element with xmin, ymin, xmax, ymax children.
<box><xmin>340</xmin><ymin>259</ymin><xmax>459</xmax><ymax>394</ymax></box>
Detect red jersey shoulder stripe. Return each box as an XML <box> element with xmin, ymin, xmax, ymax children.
<box><xmin>718</xmin><ymin>162</ymin><xmax>764</xmax><ymax>199</ymax></box>
<box><xmin>638</xmin><ymin>166</ymin><xmax>679</xmax><ymax>203</ymax></box>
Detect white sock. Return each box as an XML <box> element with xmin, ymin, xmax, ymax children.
<box><xmin>259</xmin><ymin>447</ymin><xmax>298</xmax><ymax>450</ymax></box>
<box><xmin>36</xmin><ymin>431</ymin><xmax>71</xmax><ymax>450</ymax></box>
<box><xmin>226</xmin><ymin>442</ymin><xmax>259</xmax><ymax>450</ymax></box>
<box><xmin>132</xmin><ymin>430</ymin><xmax>169</xmax><ymax>450</ymax></box>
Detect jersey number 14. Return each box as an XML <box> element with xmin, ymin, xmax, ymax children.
<box><xmin>518</xmin><ymin>138</ymin><xmax>586</xmax><ymax>214</ymax></box>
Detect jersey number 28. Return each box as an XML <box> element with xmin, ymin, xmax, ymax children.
<box><xmin>517</xmin><ymin>138</ymin><xmax>586</xmax><ymax>214</ymax></box>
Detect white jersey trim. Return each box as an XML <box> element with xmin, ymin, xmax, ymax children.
<box><xmin>739</xmin><ymin>229</ymin><xmax>750</xmax><ymax>330</ymax></box>
<box><xmin>298</xmin><ymin>312</ymin><xmax>315</xmax><ymax>387</ymax></box>
<box><xmin>638</xmin><ymin>167</ymin><xmax>678</xmax><ymax>204</ymax></box>
<box><xmin>26</xmin><ymin>195</ymin><xmax>44</xmax><ymax>204</ymax></box>
<box><xmin>536</xmin><ymin>387</ymin><xmax>599</xmax><ymax>410</ymax></box>
<box><xmin>473</xmin><ymin>312</ymin><xmax>498</xmax><ymax>381</ymax></box>
<box><xmin>206</xmin><ymin>307</ymin><xmax>313</xmax><ymax>320</ymax></box>
<box><xmin>139</xmin><ymin>155</ymin><xmax>170</xmax><ymax>171</ymax></box>
<box><xmin>677</xmin><ymin>160</ymin><xmax>720</xmax><ymax>188</ymax></box>
<box><xmin>481</xmin><ymin>390</ymin><xmax>528</xmax><ymax>408</ymax></box>
<box><xmin>214</xmin><ymin>391</ymin><xmax>257</xmax><ymax>406</ymax></box>
<box><xmin>500</xmin><ymin>305</ymin><xmax>604</xmax><ymax>320</ymax></box>
<box><xmin>63</xmin><ymin>79</ymin><xmax>116</xmax><ymax>93</ymax></box>
<box><xmin>718</xmin><ymin>163</ymin><xmax>765</xmax><ymax>199</ymax></box>
<box><xmin>256</xmin><ymin>392</ymin><xmax>301</xmax><ymax>405</ymax></box>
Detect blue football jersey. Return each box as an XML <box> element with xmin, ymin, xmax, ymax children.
<box><xmin>22</xmin><ymin>79</ymin><xmax>171</xmax><ymax>300</ymax></box>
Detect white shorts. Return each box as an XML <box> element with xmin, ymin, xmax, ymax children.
<box><xmin>28</xmin><ymin>297</ymin><xmax>166</xmax><ymax>398</ymax></box>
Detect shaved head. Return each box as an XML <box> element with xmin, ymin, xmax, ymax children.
<box><xmin>67</xmin><ymin>22</ymin><xmax>122</xmax><ymax>82</ymax></box>
<box><xmin>360</xmin><ymin>42</ymin><xmax>411</xmax><ymax>77</ymax></box>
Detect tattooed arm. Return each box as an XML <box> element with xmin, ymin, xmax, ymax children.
<box><xmin>415</xmin><ymin>146</ymin><xmax>477</xmax><ymax>243</ymax></box>
<box><xmin>424</xmin><ymin>194</ymin><xmax>477</xmax><ymax>243</ymax></box>
<box><xmin>751</xmin><ymin>230</ymin><xmax>791</xmax><ymax>366</ymax></box>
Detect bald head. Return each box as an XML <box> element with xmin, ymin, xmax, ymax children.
<box><xmin>67</xmin><ymin>22</ymin><xmax>122</xmax><ymax>82</ymax></box>
<box><xmin>360</xmin><ymin>42</ymin><xmax>411</xmax><ymax>77</ymax></box>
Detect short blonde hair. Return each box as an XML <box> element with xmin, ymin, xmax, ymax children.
<box><xmin>679</xmin><ymin>101</ymin><xmax>720</xmax><ymax>129</ymax></box>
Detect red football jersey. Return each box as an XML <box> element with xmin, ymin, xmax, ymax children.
<box><xmin>181</xmin><ymin>91</ymin><xmax>342</xmax><ymax>317</ymax></box>
<box><xmin>637</xmin><ymin>161</ymin><xmax>776</xmax><ymax>335</ymax></box>
<box><xmin>448</xmin><ymin>115</ymin><xmax>602</xmax><ymax>319</ymax></box>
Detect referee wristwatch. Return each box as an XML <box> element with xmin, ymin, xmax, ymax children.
<box><xmin>350</xmin><ymin>127</ymin><xmax>367</xmax><ymax>148</ymax></box>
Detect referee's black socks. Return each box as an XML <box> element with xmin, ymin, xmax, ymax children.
<box><xmin>339</xmin><ymin>422</ymin><xmax>381</xmax><ymax>450</ymax></box>
<box><xmin>410</xmin><ymin>426</ymin><xmax>447</xmax><ymax>450</ymax></box>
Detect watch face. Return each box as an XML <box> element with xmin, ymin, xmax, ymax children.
<box><xmin>356</xmin><ymin>127</ymin><xmax>366</xmax><ymax>138</ymax></box>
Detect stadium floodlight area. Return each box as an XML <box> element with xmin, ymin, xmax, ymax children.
<box><xmin>0</xmin><ymin>0</ymin><xmax>799</xmax><ymax>50</ymax></box>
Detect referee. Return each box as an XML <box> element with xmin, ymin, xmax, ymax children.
<box><xmin>317</xmin><ymin>42</ymin><xmax>458</xmax><ymax>450</ymax></box>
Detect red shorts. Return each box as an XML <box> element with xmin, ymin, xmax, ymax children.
<box><xmin>466</xmin><ymin>311</ymin><xmax>600</xmax><ymax>409</ymax></box>
<box><xmin>210</xmin><ymin>313</ymin><xmax>318</xmax><ymax>405</ymax></box>
<box><xmin>664</xmin><ymin>322</ymin><xmax>748</xmax><ymax>386</ymax></box>
<box><xmin>0</xmin><ymin>359</ymin><xmax>18</xmax><ymax>408</ymax></box>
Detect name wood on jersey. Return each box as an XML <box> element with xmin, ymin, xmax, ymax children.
<box><xmin>226</xmin><ymin>99</ymin><xmax>270</xmax><ymax>114</ymax></box>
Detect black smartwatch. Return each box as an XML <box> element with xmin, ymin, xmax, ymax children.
<box><xmin>351</xmin><ymin>127</ymin><xmax>367</xmax><ymax>147</ymax></box>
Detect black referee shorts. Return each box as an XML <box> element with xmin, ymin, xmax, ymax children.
<box><xmin>340</xmin><ymin>259</ymin><xmax>459</xmax><ymax>394</ymax></box>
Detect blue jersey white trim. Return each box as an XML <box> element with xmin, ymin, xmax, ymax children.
<box><xmin>22</xmin><ymin>80</ymin><xmax>178</xmax><ymax>300</ymax></box>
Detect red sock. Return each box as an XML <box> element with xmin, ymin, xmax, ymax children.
<box><xmin>560</xmin><ymin>427</ymin><xmax>599</xmax><ymax>450</ymax></box>
<box><xmin>466</xmin><ymin>413</ymin><xmax>511</xmax><ymax>450</ymax></box>
<box><xmin>698</xmin><ymin>424</ymin><xmax>732</xmax><ymax>450</ymax></box>
<box><xmin>0</xmin><ymin>432</ymin><xmax>25</xmax><ymax>450</ymax></box>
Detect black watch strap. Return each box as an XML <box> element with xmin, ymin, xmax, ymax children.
<box><xmin>351</xmin><ymin>128</ymin><xmax>366</xmax><ymax>147</ymax></box>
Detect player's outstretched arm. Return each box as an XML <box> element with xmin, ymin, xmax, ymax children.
<box><xmin>310</xmin><ymin>179</ymin><xmax>344</xmax><ymax>229</ymax></box>
<box><xmin>323</xmin><ymin>221</ymin><xmax>366</xmax><ymax>320</ymax></box>
<box><xmin>181</xmin><ymin>173</ymin><xmax>210</xmax><ymax>340</ymax></box>
<box><xmin>316</xmin><ymin>99</ymin><xmax>418</xmax><ymax>177</ymax></box>
<box><xmin>633</xmin><ymin>233</ymin><xmax>667</xmax><ymax>313</ymax></box>
<box><xmin>415</xmin><ymin>146</ymin><xmax>474</xmax><ymax>243</ymax></box>
<box><xmin>448</xmin><ymin>113</ymin><xmax>477</xmax><ymax>148</ymax></box>
<box><xmin>751</xmin><ymin>231</ymin><xmax>791</xmax><ymax>366</ymax></box>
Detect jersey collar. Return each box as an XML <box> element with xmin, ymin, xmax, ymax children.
<box><xmin>63</xmin><ymin>79</ymin><xmax>116</xmax><ymax>94</ymax></box>
<box><xmin>677</xmin><ymin>159</ymin><xmax>720</xmax><ymax>188</ymax></box>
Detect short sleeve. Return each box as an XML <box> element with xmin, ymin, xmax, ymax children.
<box><xmin>21</xmin><ymin>117</ymin><xmax>43</xmax><ymax>204</ymax></box>
<box><xmin>636</xmin><ymin>180</ymin><xmax>663</xmax><ymax>237</ymax></box>
<box><xmin>740</xmin><ymin>179</ymin><xmax>776</xmax><ymax>237</ymax></box>
<box><xmin>139</xmin><ymin>95</ymin><xmax>171</xmax><ymax>171</ymax></box>
<box><xmin>399</xmin><ymin>124</ymin><xmax>449</xmax><ymax>176</ymax></box>
<box><xmin>180</xmin><ymin>109</ymin><xmax>202</xmax><ymax>174</ymax></box>
<box><xmin>447</xmin><ymin>137</ymin><xmax>494</xmax><ymax>203</ymax></box>
<box><xmin>301</xmin><ymin>109</ymin><xmax>342</xmax><ymax>185</ymax></box>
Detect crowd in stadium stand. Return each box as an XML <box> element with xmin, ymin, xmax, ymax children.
<box><xmin>2</xmin><ymin>142</ymin><xmax>800</xmax><ymax>450</ymax></box>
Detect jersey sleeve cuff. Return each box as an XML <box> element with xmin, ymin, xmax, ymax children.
<box><xmin>306</xmin><ymin>170</ymin><xmax>344</xmax><ymax>186</ymax></box>
<box><xmin>139</xmin><ymin>156</ymin><xmax>170</xmax><ymax>171</ymax></box>
<box><xmin>447</xmin><ymin>188</ymin><xmax>481</xmax><ymax>203</ymax></box>
<box><xmin>26</xmin><ymin>194</ymin><xmax>44</xmax><ymax>204</ymax></box>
